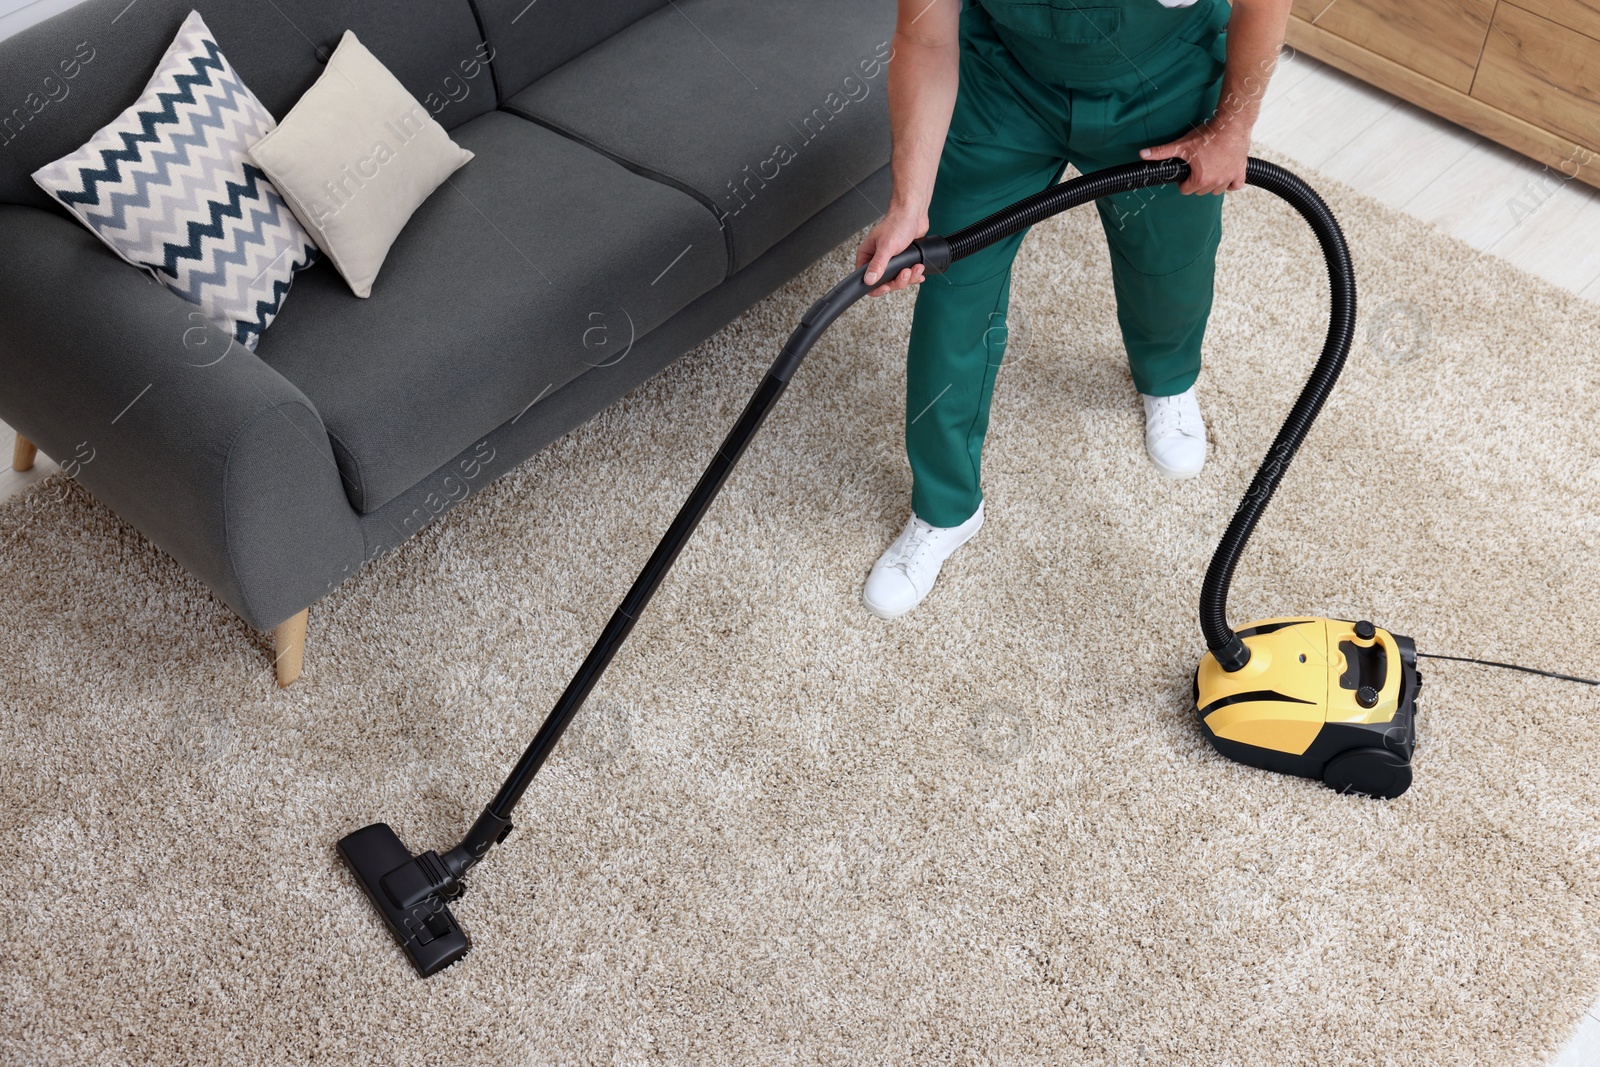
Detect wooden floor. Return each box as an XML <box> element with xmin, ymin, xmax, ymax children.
<box><xmin>1255</xmin><ymin>51</ymin><xmax>1600</xmax><ymax>300</ymax></box>
<box><xmin>2</xmin><ymin>50</ymin><xmax>1598</xmax><ymax>1063</ymax></box>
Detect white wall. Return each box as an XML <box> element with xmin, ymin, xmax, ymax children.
<box><xmin>0</xmin><ymin>0</ymin><xmax>91</xmax><ymax>42</ymax></box>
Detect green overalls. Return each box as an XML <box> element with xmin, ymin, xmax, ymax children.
<box><xmin>906</xmin><ymin>0</ymin><xmax>1232</xmax><ymax>527</ymax></box>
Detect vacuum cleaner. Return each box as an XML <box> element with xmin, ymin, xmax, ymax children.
<box><xmin>335</xmin><ymin>157</ymin><xmax>1578</xmax><ymax>976</ymax></box>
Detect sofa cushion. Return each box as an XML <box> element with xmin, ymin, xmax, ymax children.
<box><xmin>471</xmin><ymin>0</ymin><xmax>669</xmax><ymax>101</ymax></box>
<box><xmin>504</xmin><ymin>0</ymin><xmax>894</xmax><ymax>274</ymax></box>
<box><xmin>249</xmin><ymin>30</ymin><xmax>476</xmax><ymax>299</ymax></box>
<box><xmin>0</xmin><ymin>0</ymin><xmax>494</xmax><ymax>212</ymax></box>
<box><xmin>256</xmin><ymin>111</ymin><xmax>727</xmax><ymax>514</ymax></box>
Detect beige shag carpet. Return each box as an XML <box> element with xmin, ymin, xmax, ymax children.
<box><xmin>3</xmin><ymin>150</ymin><xmax>1599</xmax><ymax>1066</ymax></box>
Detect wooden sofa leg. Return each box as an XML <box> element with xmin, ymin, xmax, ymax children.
<box><xmin>13</xmin><ymin>434</ymin><xmax>36</xmax><ymax>472</ymax></box>
<box><xmin>272</xmin><ymin>609</ymin><xmax>308</xmax><ymax>687</ymax></box>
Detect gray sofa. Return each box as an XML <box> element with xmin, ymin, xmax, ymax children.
<box><xmin>0</xmin><ymin>0</ymin><xmax>892</xmax><ymax>683</ymax></box>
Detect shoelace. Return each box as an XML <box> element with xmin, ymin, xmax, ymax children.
<box><xmin>1148</xmin><ymin>396</ymin><xmax>1202</xmax><ymax>439</ymax></box>
<box><xmin>892</xmin><ymin>523</ymin><xmax>937</xmax><ymax>573</ymax></box>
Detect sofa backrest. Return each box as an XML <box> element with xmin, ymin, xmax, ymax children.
<box><xmin>0</xmin><ymin>0</ymin><xmax>495</xmax><ymax>210</ymax></box>
<box><xmin>471</xmin><ymin>0</ymin><xmax>669</xmax><ymax>100</ymax></box>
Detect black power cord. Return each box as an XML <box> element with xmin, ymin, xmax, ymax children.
<box><xmin>1417</xmin><ymin>652</ymin><xmax>1598</xmax><ymax>686</ymax></box>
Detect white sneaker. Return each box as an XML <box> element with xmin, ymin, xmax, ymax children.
<box><xmin>862</xmin><ymin>505</ymin><xmax>985</xmax><ymax>619</ymax></box>
<box><xmin>1142</xmin><ymin>385</ymin><xmax>1207</xmax><ymax>479</ymax></box>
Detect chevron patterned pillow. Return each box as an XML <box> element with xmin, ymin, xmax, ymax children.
<box><xmin>32</xmin><ymin>10</ymin><xmax>318</xmax><ymax>351</ymax></box>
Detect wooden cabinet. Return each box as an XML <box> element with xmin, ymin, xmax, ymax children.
<box><xmin>1517</xmin><ymin>0</ymin><xmax>1600</xmax><ymax>41</ymax></box>
<box><xmin>1474</xmin><ymin>3</ymin><xmax>1600</xmax><ymax>151</ymax></box>
<box><xmin>1287</xmin><ymin>0</ymin><xmax>1600</xmax><ymax>189</ymax></box>
<box><xmin>1291</xmin><ymin>0</ymin><xmax>1490</xmax><ymax>90</ymax></box>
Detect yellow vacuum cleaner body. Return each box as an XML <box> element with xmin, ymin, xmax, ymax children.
<box><xmin>1196</xmin><ymin>617</ymin><xmax>1421</xmax><ymax>798</ymax></box>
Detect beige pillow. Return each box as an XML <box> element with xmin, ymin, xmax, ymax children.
<box><xmin>249</xmin><ymin>31</ymin><xmax>473</xmax><ymax>298</ymax></box>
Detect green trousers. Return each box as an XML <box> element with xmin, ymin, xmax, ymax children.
<box><xmin>907</xmin><ymin>0</ymin><xmax>1231</xmax><ymax>527</ymax></box>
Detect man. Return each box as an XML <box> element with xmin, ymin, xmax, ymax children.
<box><xmin>858</xmin><ymin>0</ymin><xmax>1293</xmax><ymax>618</ymax></box>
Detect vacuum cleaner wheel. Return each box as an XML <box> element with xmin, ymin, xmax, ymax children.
<box><xmin>1321</xmin><ymin>747</ymin><xmax>1413</xmax><ymax>799</ymax></box>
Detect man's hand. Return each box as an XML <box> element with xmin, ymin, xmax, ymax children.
<box><xmin>858</xmin><ymin>206</ymin><xmax>930</xmax><ymax>296</ymax></box>
<box><xmin>1140</xmin><ymin>115</ymin><xmax>1251</xmax><ymax>195</ymax></box>
<box><xmin>1144</xmin><ymin>0</ymin><xmax>1293</xmax><ymax>196</ymax></box>
<box><xmin>862</xmin><ymin>0</ymin><xmax>960</xmax><ymax>297</ymax></box>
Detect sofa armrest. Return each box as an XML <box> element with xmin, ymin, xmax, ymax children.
<box><xmin>0</xmin><ymin>205</ymin><xmax>365</xmax><ymax>630</ymax></box>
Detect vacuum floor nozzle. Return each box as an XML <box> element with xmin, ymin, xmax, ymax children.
<box><xmin>337</xmin><ymin>822</ymin><xmax>470</xmax><ymax>977</ymax></box>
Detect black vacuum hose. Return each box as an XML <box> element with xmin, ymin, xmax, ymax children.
<box><xmin>935</xmin><ymin>157</ymin><xmax>1358</xmax><ymax>671</ymax></box>
<box><xmin>442</xmin><ymin>156</ymin><xmax>1355</xmax><ymax>872</ymax></box>
<box><xmin>1197</xmin><ymin>161</ymin><xmax>1356</xmax><ymax>669</ymax></box>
